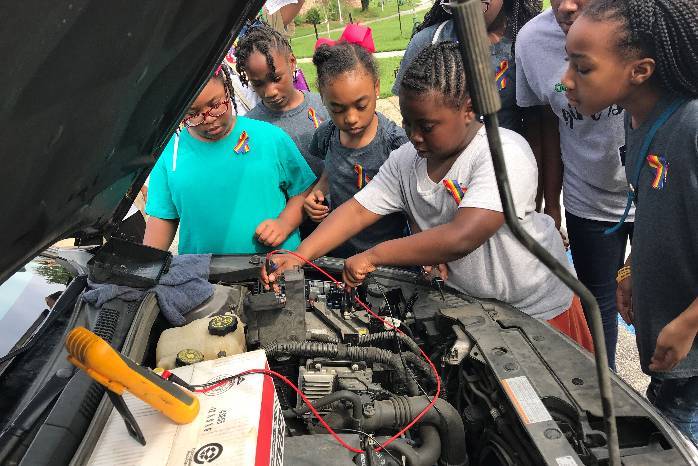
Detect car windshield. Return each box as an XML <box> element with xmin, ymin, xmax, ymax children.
<box><xmin>0</xmin><ymin>257</ymin><xmax>70</xmax><ymax>358</ymax></box>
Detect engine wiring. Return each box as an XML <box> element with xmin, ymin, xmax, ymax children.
<box><xmin>161</xmin><ymin>249</ymin><xmax>442</xmax><ymax>454</ymax></box>
<box><xmin>189</xmin><ymin>249</ymin><xmax>442</xmax><ymax>455</ymax></box>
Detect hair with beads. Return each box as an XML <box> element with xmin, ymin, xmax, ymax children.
<box><xmin>400</xmin><ymin>42</ymin><xmax>469</xmax><ymax>109</ymax></box>
<box><xmin>212</xmin><ymin>62</ymin><xmax>239</xmax><ymax>114</ymax></box>
<box><xmin>312</xmin><ymin>42</ymin><xmax>379</xmax><ymax>92</ymax></box>
<box><xmin>234</xmin><ymin>22</ymin><xmax>293</xmax><ymax>87</ymax></box>
<box><xmin>416</xmin><ymin>0</ymin><xmax>541</xmax><ymax>53</ymax></box>
<box><xmin>583</xmin><ymin>0</ymin><xmax>697</xmax><ymax>96</ymax></box>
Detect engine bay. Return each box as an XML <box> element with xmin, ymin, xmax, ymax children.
<box><xmin>3</xmin><ymin>253</ymin><xmax>695</xmax><ymax>466</ymax></box>
<box><xmin>143</xmin><ymin>255</ymin><xmax>691</xmax><ymax>466</ymax></box>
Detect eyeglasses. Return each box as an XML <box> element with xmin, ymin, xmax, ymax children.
<box><xmin>182</xmin><ymin>98</ymin><xmax>230</xmax><ymax>127</ymax></box>
<box><xmin>440</xmin><ymin>0</ymin><xmax>491</xmax><ymax>14</ymax></box>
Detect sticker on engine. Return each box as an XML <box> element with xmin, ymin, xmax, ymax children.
<box><xmin>501</xmin><ymin>376</ymin><xmax>553</xmax><ymax>424</ymax></box>
<box><xmin>556</xmin><ymin>455</ymin><xmax>579</xmax><ymax>466</ymax></box>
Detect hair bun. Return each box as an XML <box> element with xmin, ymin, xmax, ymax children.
<box><xmin>312</xmin><ymin>43</ymin><xmax>335</xmax><ymax>67</ymax></box>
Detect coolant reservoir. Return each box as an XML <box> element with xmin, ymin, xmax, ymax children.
<box><xmin>156</xmin><ymin>313</ymin><xmax>246</xmax><ymax>370</ymax></box>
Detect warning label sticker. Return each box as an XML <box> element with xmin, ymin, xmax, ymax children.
<box><xmin>556</xmin><ymin>455</ymin><xmax>579</xmax><ymax>466</ymax></box>
<box><xmin>501</xmin><ymin>376</ymin><xmax>553</xmax><ymax>424</ymax></box>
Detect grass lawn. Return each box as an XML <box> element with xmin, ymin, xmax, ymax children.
<box><xmin>292</xmin><ymin>12</ymin><xmax>425</xmax><ymax>58</ymax></box>
<box><xmin>292</xmin><ymin>0</ymin><xmax>552</xmax><ymax>58</ymax></box>
<box><xmin>291</xmin><ymin>0</ymin><xmax>427</xmax><ymax>58</ymax></box>
<box><xmin>298</xmin><ymin>55</ymin><xmax>403</xmax><ymax>98</ymax></box>
<box><xmin>294</xmin><ymin>0</ymin><xmax>418</xmax><ymax>37</ymax></box>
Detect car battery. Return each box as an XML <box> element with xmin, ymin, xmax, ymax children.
<box><xmin>86</xmin><ymin>350</ymin><xmax>284</xmax><ymax>466</ymax></box>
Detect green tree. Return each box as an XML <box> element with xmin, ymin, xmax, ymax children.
<box><xmin>305</xmin><ymin>7</ymin><xmax>322</xmax><ymax>40</ymax></box>
<box><xmin>361</xmin><ymin>0</ymin><xmax>370</xmax><ymax>11</ymax></box>
<box><xmin>306</xmin><ymin>7</ymin><xmax>322</xmax><ymax>25</ymax></box>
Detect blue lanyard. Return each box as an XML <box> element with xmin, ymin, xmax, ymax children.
<box><xmin>604</xmin><ymin>98</ymin><xmax>686</xmax><ymax>235</ymax></box>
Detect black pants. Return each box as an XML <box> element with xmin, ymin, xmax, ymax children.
<box><xmin>565</xmin><ymin>212</ymin><xmax>633</xmax><ymax>371</ymax></box>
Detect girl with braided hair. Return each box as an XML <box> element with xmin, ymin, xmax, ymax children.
<box><xmin>563</xmin><ymin>0</ymin><xmax>698</xmax><ymax>443</ymax></box>
<box><xmin>392</xmin><ymin>0</ymin><xmax>541</xmax><ymax>133</ymax></box>
<box><xmin>235</xmin><ymin>23</ymin><xmax>329</xmax><ymax>177</ymax></box>
<box><xmin>144</xmin><ymin>63</ymin><xmax>316</xmax><ymax>254</ymax></box>
<box><xmin>302</xmin><ymin>42</ymin><xmax>410</xmax><ymax>258</ymax></box>
<box><xmin>264</xmin><ymin>43</ymin><xmax>593</xmax><ymax>352</ymax></box>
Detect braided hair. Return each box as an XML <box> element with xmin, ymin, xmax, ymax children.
<box><xmin>400</xmin><ymin>42</ymin><xmax>468</xmax><ymax>109</ymax></box>
<box><xmin>234</xmin><ymin>22</ymin><xmax>293</xmax><ymax>87</ymax></box>
<box><xmin>312</xmin><ymin>42</ymin><xmax>379</xmax><ymax>92</ymax></box>
<box><xmin>213</xmin><ymin>62</ymin><xmax>239</xmax><ymax>114</ymax></box>
<box><xmin>583</xmin><ymin>0</ymin><xmax>698</xmax><ymax>96</ymax></box>
<box><xmin>416</xmin><ymin>0</ymin><xmax>541</xmax><ymax>52</ymax></box>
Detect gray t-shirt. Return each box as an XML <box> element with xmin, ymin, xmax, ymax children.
<box><xmin>392</xmin><ymin>20</ymin><xmax>520</xmax><ymax>132</ymax></box>
<box><xmin>515</xmin><ymin>9</ymin><xmax>631</xmax><ymax>223</ymax></box>
<box><xmin>625</xmin><ymin>97</ymin><xmax>698</xmax><ymax>378</ymax></box>
<box><xmin>246</xmin><ymin>91</ymin><xmax>329</xmax><ymax>176</ymax></box>
<box><xmin>355</xmin><ymin>126</ymin><xmax>574</xmax><ymax>320</ymax></box>
<box><xmin>310</xmin><ymin>112</ymin><xmax>410</xmax><ymax>257</ymax></box>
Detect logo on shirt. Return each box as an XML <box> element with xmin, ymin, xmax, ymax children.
<box><xmin>308</xmin><ymin>107</ymin><xmax>320</xmax><ymax>129</ymax></box>
<box><xmin>495</xmin><ymin>60</ymin><xmax>509</xmax><ymax>90</ymax></box>
<box><xmin>233</xmin><ymin>131</ymin><xmax>250</xmax><ymax>154</ymax></box>
<box><xmin>443</xmin><ymin>179</ymin><xmax>467</xmax><ymax>205</ymax></box>
<box><xmin>354</xmin><ymin>164</ymin><xmax>372</xmax><ymax>189</ymax></box>
<box><xmin>647</xmin><ymin>154</ymin><xmax>668</xmax><ymax>189</ymax></box>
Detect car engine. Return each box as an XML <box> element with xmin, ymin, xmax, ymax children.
<box><xmin>201</xmin><ymin>256</ymin><xmax>688</xmax><ymax>466</ymax></box>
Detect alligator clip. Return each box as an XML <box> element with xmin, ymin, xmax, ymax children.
<box><xmin>422</xmin><ymin>266</ymin><xmax>445</xmax><ymax>302</ymax></box>
<box><xmin>265</xmin><ymin>257</ymin><xmax>278</xmax><ymax>277</ymax></box>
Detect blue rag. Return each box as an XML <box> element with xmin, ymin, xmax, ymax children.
<box><xmin>83</xmin><ymin>254</ymin><xmax>214</xmax><ymax>326</ymax></box>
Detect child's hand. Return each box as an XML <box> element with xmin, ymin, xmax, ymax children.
<box><xmin>304</xmin><ymin>190</ymin><xmax>330</xmax><ymax>223</ymax></box>
<box><xmin>616</xmin><ymin>277</ymin><xmax>633</xmax><ymax>324</ymax></box>
<box><xmin>255</xmin><ymin>219</ymin><xmax>292</xmax><ymax>247</ymax></box>
<box><xmin>423</xmin><ymin>264</ymin><xmax>449</xmax><ymax>281</ymax></box>
<box><xmin>343</xmin><ymin>251</ymin><xmax>378</xmax><ymax>288</ymax></box>
<box><xmin>260</xmin><ymin>254</ymin><xmax>304</xmax><ymax>291</ymax></box>
<box><xmin>649</xmin><ymin>317</ymin><xmax>698</xmax><ymax>372</ymax></box>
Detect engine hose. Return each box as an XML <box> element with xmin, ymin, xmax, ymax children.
<box><xmin>401</xmin><ymin>352</ymin><xmax>437</xmax><ymax>387</ymax></box>
<box><xmin>357</xmin><ymin>332</ymin><xmax>421</xmax><ymax>356</ymax></box>
<box><xmin>283</xmin><ymin>390</ymin><xmax>363</xmax><ymax>425</ymax></box>
<box><xmin>306</xmin><ymin>331</ymin><xmax>421</xmax><ymax>356</ymax></box>
<box><xmin>376</xmin><ymin>425</ymin><xmax>441</xmax><ymax>466</ymax></box>
<box><xmin>306</xmin><ymin>333</ymin><xmax>340</xmax><ymax>344</ymax></box>
<box><xmin>363</xmin><ymin>396</ymin><xmax>467</xmax><ymax>466</ymax></box>
<box><xmin>263</xmin><ymin>341</ymin><xmax>419</xmax><ymax>395</ymax></box>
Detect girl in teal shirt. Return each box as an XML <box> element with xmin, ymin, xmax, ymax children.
<box><xmin>145</xmin><ymin>64</ymin><xmax>316</xmax><ymax>254</ymax></box>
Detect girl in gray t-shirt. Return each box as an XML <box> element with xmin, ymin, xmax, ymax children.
<box><xmin>304</xmin><ymin>42</ymin><xmax>410</xmax><ymax>258</ymax></box>
<box><xmin>235</xmin><ymin>23</ymin><xmax>330</xmax><ymax>177</ymax></box>
<box><xmin>562</xmin><ymin>0</ymin><xmax>698</xmax><ymax>444</ymax></box>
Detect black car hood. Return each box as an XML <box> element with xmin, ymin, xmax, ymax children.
<box><xmin>0</xmin><ymin>1</ymin><xmax>263</xmax><ymax>283</ymax></box>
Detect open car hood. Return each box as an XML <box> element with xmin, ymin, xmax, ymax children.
<box><xmin>0</xmin><ymin>0</ymin><xmax>264</xmax><ymax>283</ymax></box>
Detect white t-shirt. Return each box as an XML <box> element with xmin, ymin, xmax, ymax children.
<box><xmin>515</xmin><ymin>9</ymin><xmax>632</xmax><ymax>223</ymax></box>
<box><xmin>354</xmin><ymin>127</ymin><xmax>574</xmax><ymax>320</ymax></box>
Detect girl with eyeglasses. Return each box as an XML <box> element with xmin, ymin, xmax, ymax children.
<box><xmin>392</xmin><ymin>0</ymin><xmax>541</xmax><ymax>134</ymax></box>
<box><xmin>143</xmin><ymin>64</ymin><xmax>316</xmax><ymax>255</ymax></box>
